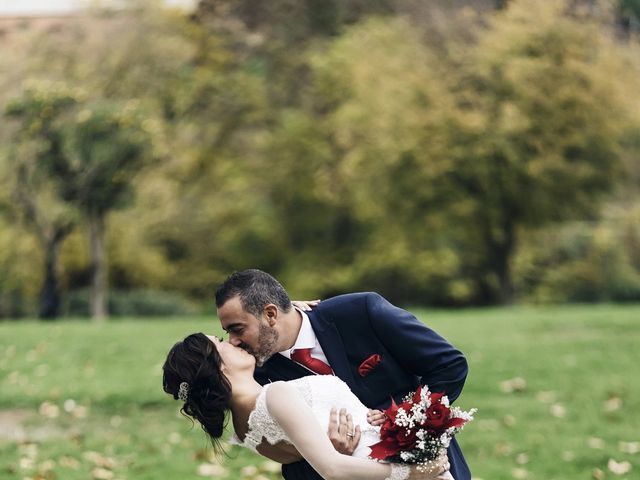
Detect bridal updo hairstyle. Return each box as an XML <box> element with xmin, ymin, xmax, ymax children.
<box><xmin>162</xmin><ymin>333</ymin><xmax>231</xmax><ymax>449</ymax></box>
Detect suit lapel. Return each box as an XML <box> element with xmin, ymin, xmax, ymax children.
<box><xmin>308</xmin><ymin>310</ymin><xmax>356</xmax><ymax>387</ymax></box>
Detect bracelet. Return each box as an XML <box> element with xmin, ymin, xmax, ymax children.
<box><xmin>386</xmin><ymin>464</ymin><xmax>410</xmax><ymax>480</ymax></box>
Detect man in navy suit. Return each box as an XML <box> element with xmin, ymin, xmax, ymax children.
<box><xmin>216</xmin><ymin>269</ymin><xmax>470</xmax><ymax>480</ymax></box>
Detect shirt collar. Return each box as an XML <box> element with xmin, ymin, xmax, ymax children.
<box><xmin>279</xmin><ymin>307</ymin><xmax>317</xmax><ymax>357</ymax></box>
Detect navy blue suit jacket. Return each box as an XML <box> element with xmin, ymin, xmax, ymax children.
<box><xmin>254</xmin><ymin>292</ymin><xmax>471</xmax><ymax>480</ymax></box>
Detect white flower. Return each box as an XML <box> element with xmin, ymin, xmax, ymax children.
<box><xmin>395</xmin><ymin>408</ymin><xmax>410</xmax><ymax>427</ymax></box>
<box><xmin>400</xmin><ymin>451</ymin><xmax>415</xmax><ymax>462</ymax></box>
<box><xmin>420</xmin><ymin>388</ymin><xmax>432</xmax><ymax>407</ymax></box>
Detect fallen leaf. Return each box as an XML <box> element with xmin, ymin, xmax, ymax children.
<box><xmin>20</xmin><ymin>457</ymin><xmax>36</xmax><ymax>470</ymax></box>
<box><xmin>38</xmin><ymin>402</ymin><xmax>59</xmax><ymax>419</ymax></box>
<box><xmin>500</xmin><ymin>377</ymin><xmax>526</xmax><ymax>394</ymax></box>
<box><xmin>503</xmin><ymin>415</ymin><xmax>516</xmax><ymax>427</ymax></box>
<box><xmin>38</xmin><ymin>460</ymin><xmax>55</xmax><ymax>471</ymax></box>
<box><xmin>495</xmin><ymin>443</ymin><xmax>513</xmax><ymax>456</ymax></box>
<box><xmin>549</xmin><ymin>404</ymin><xmax>566</xmax><ymax>418</ymax></box>
<box><xmin>63</xmin><ymin>399</ymin><xmax>77</xmax><ymax>413</ymax></box>
<box><xmin>241</xmin><ymin>465</ymin><xmax>258</xmax><ymax>476</ymax></box>
<box><xmin>604</xmin><ymin>396</ymin><xmax>622</xmax><ymax>412</ymax></box>
<box><xmin>608</xmin><ymin>458</ymin><xmax>631</xmax><ymax>475</ymax></box>
<box><xmin>511</xmin><ymin>467</ymin><xmax>528</xmax><ymax>479</ymax></box>
<box><xmin>535</xmin><ymin>391</ymin><xmax>556</xmax><ymax>403</ymax></box>
<box><xmin>618</xmin><ymin>441</ymin><xmax>640</xmax><ymax>454</ymax></box>
<box><xmin>197</xmin><ymin>463</ymin><xmax>228</xmax><ymax>477</ymax></box>
<box><xmin>59</xmin><ymin>457</ymin><xmax>80</xmax><ymax>470</ymax></box>
<box><xmin>92</xmin><ymin>467</ymin><xmax>114</xmax><ymax>480</ymax></box>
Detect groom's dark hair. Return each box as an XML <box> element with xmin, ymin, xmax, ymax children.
<box><xmin>215</xmin><ymin>269</ymin><xmax>292</xmax><ymax>316</ymax></box>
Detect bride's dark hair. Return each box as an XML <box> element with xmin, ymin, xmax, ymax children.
<box><xmin>162</xmin><ymin>332</ymin><xmax>232</xmax><ymax>449</ymax></box>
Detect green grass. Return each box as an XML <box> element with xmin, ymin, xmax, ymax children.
<box><xmin>1</xmin><ymin>305</ymin><xmax>638</xmax><ymax>479</ymax></box>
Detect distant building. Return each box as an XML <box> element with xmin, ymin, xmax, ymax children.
<box><xmin>0</xmin><ymin>0</ymin><xmax>198</xmax><ymax>17</ymax></box>
<box><xmin>0</xmin><ymin>0</ymin><xmax>197</xmax><ymax>39</ymax></box>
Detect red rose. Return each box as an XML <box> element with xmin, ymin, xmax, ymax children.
<box><xmin>397</xmin><ymin>428</ymin><xmax>418</xmax><ymax>448</ymax></box>
<box><xmin>425</xmin><ymin>402</ymin><xmax>450</xmax><ymax>431</ymax></box>
<box><xmin>380</xmin><ymin>418</ymin><xmax>400</xmax><ymax>440</ymax></box>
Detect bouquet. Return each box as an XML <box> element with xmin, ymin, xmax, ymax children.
<box><xmin>369</xmin><ymin>385</ymin><xmax>476</xmax><ymax>470</ymax></box>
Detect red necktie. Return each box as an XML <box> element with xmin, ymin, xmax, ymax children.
<box><xmin>291</xmin><ymin>348</ymin><xmax>333</xmax><ymax>375</ymax></box>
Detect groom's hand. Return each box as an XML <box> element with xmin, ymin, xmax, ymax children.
<box><xmin>367</xmin><ymin>409</ymin><xmax>386</xmax><ymax>426</ymax></box>
<box><xmin>327</xmin><ymin>407</ymin><xmax>361</xmax><ymax>455</ymax></box>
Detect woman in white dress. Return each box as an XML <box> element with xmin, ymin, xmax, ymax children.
<box><xmin>162</xmin><ymin>333</ymin><xmax>452</xmax><ymax>480</ymax></box>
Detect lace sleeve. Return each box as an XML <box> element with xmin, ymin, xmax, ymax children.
<box><xmin>243</xmin><ymin>383</ymin><xmax>289</xmax><ymax>450</ymax></box>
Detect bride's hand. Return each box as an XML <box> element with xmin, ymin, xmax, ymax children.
<box><xmin>407</xmin><ymin>453</ymin><xmax>450</xmax><ymax>480</ymax></box>
<box><xmin>327</xmin><ymin>407</ymin><xmax>361</xmax><ymax>455</ymax></box>
<box><xmin>291</xmin><ymin>299</ymin><xmax>321</xmax><ymax>311</ymax></box>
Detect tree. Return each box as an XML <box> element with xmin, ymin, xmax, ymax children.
<box><xmin>431</xmin><ymin>0</ymin><xmax>633</xmax><ymax>302</ymax></box>
<box><xmin>51</xmin><ymin>102</ymin><xmax>155</xmax><ymax>321</ymax></box>
<box><xmin>3</xmin><ymin>86</ymin><xmax>80</xmax><ymax>318</ymax></box>
<box><xmin>4</xmin><ymin>86</ymin><xmax>154</xmax><ymax>320</ymax></box>
<box><xmin>273</xmin><ymin>1</ymin><xmax>637</xmax><ymax>304</ymax></box>
<box><xmin>260</xmin><ymin>16</ymin><xmax>483</xmax><ymax>303</ymax></box>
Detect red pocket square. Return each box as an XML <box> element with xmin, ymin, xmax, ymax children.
<box><xmin>358</xmin><ymin>354</ymin><xmax>382</xmax><ymax>377</ymax></box>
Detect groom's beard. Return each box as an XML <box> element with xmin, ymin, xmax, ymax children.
<box><xmin>251</xmin><ymin>321</ymin><xmax>279</xmax><ymax>367</ymax></box>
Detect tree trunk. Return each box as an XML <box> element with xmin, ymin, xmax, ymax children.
<box><xmin>483</xmin><ymin>215</ymin><xmax>516</xmax><ymax>304</ymax></box>
<box><xmin>493</xmin><ymin>218</ymin><xmax>516</xmax><ymax>304</ymax></box>
<box><xmin>494</xmin><ymin>243</ymin><xmax>514</xmax><ymax>304</ymax></box>
<box><xmin>39</xmin><ymin>236</ymin><xmax>61</xmax><ymax>319</ymax></box>
<box><xmin>38</xmin><ymin>224</ymin><xmax>73</xmax><ymax>320</ymax></box>
<box><xmin>89</xmin><ymin>212</ymin><xmax>108</xmax><ymax>322</ymax></box>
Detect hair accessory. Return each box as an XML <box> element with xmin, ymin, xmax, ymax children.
<box><xmin>178</xmin><ymin>381</ymin><xmax>190</xmax><ymax>402</ymax></box>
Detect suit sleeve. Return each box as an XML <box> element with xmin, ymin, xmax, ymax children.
<box><xmin>366</xmin><ymin>292</ymin><xmax>468</xmax><ymax>402</ymax></box>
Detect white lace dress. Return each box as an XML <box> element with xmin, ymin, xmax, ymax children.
<box><xmin>232</xmin><ymin>375</ymin><xmax>381</xmax><ymax>459</ymax></box>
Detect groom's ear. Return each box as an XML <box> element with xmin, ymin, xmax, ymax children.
<box><xmin>263</xmin><ymin>304</ymin><xmax>278</xmax><ymax>326</ymax></box>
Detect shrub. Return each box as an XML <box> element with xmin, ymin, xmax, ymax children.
<box><xmin>63</xmin><ymin>288</ymin><xmax>198</xmax><ymax>317</ymax></box>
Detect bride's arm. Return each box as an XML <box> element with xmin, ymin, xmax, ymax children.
<box><xmin>265</xmin><ymin>382</ymin><xmax>445</xmax><ymax>480</ymax></box>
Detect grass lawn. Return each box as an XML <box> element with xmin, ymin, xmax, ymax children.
<box><xmin>0</xmin><ymin>304</ymin><xmax>638</xmax><ymax>479</ymax></box>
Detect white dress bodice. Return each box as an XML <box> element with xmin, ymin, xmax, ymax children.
<box><xmin>233</xmin><ymin>375</ymin><xmax>381</xmax><ymax>459</ymax></box>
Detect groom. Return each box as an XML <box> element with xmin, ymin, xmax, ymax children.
<box><xmin>215</xmin><ymin>269</ymin><xmax>471</xmax><ymax>480</ymax></box>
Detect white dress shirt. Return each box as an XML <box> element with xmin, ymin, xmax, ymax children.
<box><xmin>279</xmin><ymin>307</ymin><xmax>331</xmax><ymax>366</ymax></box>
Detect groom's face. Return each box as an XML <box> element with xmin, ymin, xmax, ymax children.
<box><xmin>218</xmin><ymin>295</ymin><xmax>279</xmax><ymax>366</ymax></box>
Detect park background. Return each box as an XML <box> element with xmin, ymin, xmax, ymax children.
<box><xmin>1</xmin><ymin>0</ymin><xmax>639</xmax><ymax>479</ymax></box>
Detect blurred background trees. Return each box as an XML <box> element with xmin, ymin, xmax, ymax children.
<box><xmin>0</xmin><ymin>0</ymin><xmax>638</xmax><ymax>318</ymax></box>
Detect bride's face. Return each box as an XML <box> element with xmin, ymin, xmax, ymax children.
<box><xmin>207</xmin><ymin>335</ymin><xmax>255</xmax><ymax>372</ymax></box>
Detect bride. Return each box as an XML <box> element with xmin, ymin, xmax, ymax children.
<box><xmin>162</xmin><ymin>332</ymin><xmax>453</xmax><ymax>480</ymax></box>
